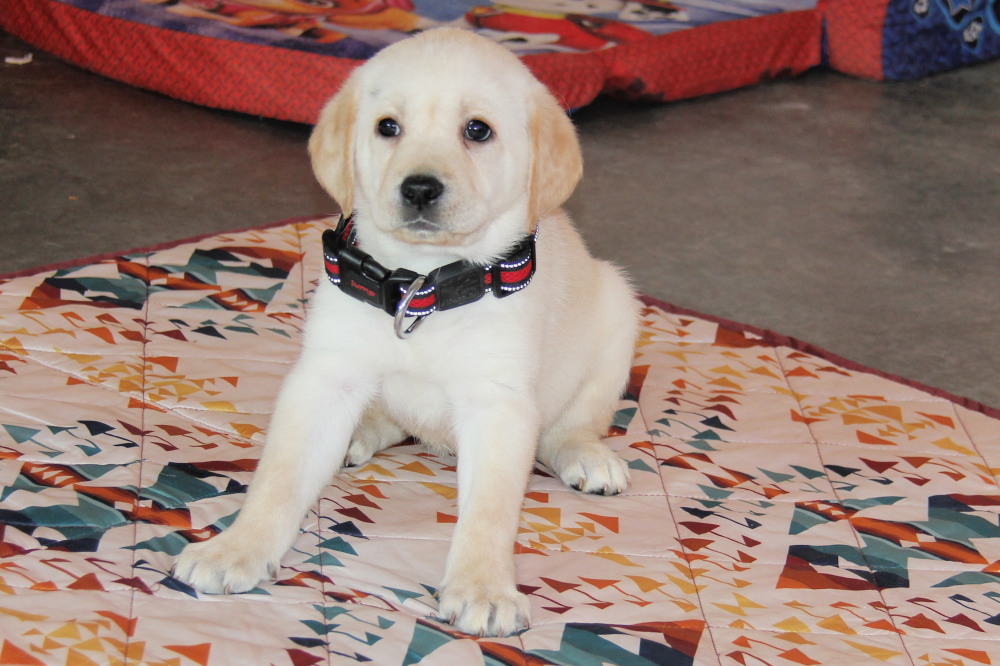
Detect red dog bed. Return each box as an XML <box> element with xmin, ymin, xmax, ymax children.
<box><xmin>3</xmin><ymin>0</ymin><xmax>998</xmax><ymax>122</ymax></box>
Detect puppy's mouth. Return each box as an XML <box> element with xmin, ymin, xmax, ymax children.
<box><xmin>402</xmin><ymin>217</ymin><xmax>442</xmax><ymax>234</ymax></box>
<box><xmin>392</xmin><ymin>216</ymin><xmax>457</xmax><ymax>245</ymax></box>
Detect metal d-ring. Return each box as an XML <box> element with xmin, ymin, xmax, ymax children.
<box><xmin>394</xmin><ymin>276</ymin><xmax>429</xmax><ymax>339</ymax></box>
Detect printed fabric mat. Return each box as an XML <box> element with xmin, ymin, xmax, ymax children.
<box><xmin>1</xmin><ymin>217</ymin><xmax>999</xmax><ymax>665</ymax></box>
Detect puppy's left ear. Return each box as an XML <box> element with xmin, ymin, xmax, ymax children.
<box><xmin>309</xmin><ymin>74</ymin><xmax>359</xmax><ymax>215</ymax></box>
<box><xmin>528</xmin><ymin>88</ymin><xmax>583</xmax><ymax>228</ymax></box>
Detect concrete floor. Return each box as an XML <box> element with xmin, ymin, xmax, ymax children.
<box><xmin>2</xmin><ymin>31</ymin><xmax>998</xmax><ymax>409</ymax></box>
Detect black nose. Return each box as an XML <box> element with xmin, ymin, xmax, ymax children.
<box><xmin>400</xmin><ymin>175</ymin><xmax>444</xmax><ymax>210</ymax></box>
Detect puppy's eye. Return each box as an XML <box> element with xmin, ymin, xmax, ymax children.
<box><xmin>464</xmin><ymin>119</ymin><xmax>492</xmax><ymax>142</ymax></box>
<box><xmin>377</xmin><ymin>118</ymin><xmax>400</xmax><ymax>138</ymax></box>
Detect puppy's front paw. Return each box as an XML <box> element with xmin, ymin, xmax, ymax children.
<box><xmin>437</xmin><ymin>580</ymin><xmax>530</xmax><ymax>637</ymax></box>
<box><xmin>173</xmin><ymin>531</ymin><xmax>278</xmax><ymax>594</ymax></box>
<box><xmin>554</xmin><ymin>440</ymin><xmax>630</xmax><ymax>496</ymax></box>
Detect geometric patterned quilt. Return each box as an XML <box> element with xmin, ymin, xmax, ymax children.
<box><xmin>2</xmin><ymin>217</ymin><xmax>999</xmax><ymax>665</ymax></box>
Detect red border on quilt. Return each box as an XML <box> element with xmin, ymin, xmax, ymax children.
<box><xmin>3</xmin><ymin>0</ymin><xmax>823</xmax><ymax>120</ymax></box>
<box><xmin>598</xmin><ymin>10</ymin><xmax>823</xmax><ymax>101</ymax></box>
<box><xmin>819</xmin><ymin>0</ymin><xmax>888</xmax><ymax>79</ymax></box>
<box><xmin>2</xmin><ymin>0</ymin><xmax>356</xmax><ymax>123</ymax></box>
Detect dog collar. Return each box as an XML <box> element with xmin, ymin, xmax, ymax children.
<box><xmin>322</xmin><ymin>214</ymin><xmax>536</xmax><ymax>338</ymax></box>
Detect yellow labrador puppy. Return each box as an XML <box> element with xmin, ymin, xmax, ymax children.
<box><xmin>174</xmin><ymin>27</ymin><xmax>640</xmax><ymax>637</ymax></box>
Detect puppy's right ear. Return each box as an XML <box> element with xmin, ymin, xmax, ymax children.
<box><xmin>309</xmin><ymin>75</ymin><xmax>358</xmax><ymax>214</ymax></box>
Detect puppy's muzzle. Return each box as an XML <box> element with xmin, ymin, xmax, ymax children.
<box><xmin>401</xmin><ymin>174</ymin><xmax>444</xmax><ymax>212</ymax></box>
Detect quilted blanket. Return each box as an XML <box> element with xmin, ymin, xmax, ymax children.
<box><xmin>2</xmin><ymin>217</ymin><xmax>999</xmax><ymax>665</ymax></box>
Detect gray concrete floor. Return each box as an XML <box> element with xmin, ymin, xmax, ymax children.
<box><xmin>2</xmin><ymin>31</ymin><xmax>998</xmax><ymax>409</ymax></box>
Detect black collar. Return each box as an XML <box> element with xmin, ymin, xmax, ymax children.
<box><xmin>322</xmin><ymin>214</ymin><xmax>536</xmax><ymax>337</ymax></box>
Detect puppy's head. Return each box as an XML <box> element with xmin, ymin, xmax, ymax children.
<box><xmin>309</xmin><ymin>28</ymin><xmax>581</xmax><ymax>255</ymax></box>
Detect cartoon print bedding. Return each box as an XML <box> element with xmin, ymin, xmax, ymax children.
<box><xmin>3</xmin><ymin>0</ymin><xmax>1000</xmax><ymax>123</ymax></box>
<box><xmin>2</xmin><ymin>217</ymin><xmax>999</xmax><ymax>665</ymax></box>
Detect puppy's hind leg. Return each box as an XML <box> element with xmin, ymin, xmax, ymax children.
<box><xmin>344</xmin><ymin>400</ymin><xmax>407</xmax><ymax>467</ymax></box>
<box><xmin>538</xmin><ymin>285</ymin><xmax>638</xmax><ymax>496</ymax></box>
<box><xmin>538</xmin><ymin>380</ymin><xmax>631</xmax><ymax>496</ymax></box>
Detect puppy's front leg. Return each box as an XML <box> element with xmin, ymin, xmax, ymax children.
<box><xmin>174</xmin><ymin>354</ymin><xmax>373</xmax><ymax>594</ymax></box>
<box><xmin>437</xmin><ymin>389</ymin><xmax>539</xmax><ymax>637</ymax></box>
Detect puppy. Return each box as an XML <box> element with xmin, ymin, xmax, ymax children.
<box><xmin>174</xmin><ymin>27</ymin><xmax>641</xmax><ymax>637</ymax></box>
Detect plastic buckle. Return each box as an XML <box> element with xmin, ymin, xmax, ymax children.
<box><xmin>382</xmin><ymin>268</ymin><xmax>421</xmax><ymax>316</ymax></box>
<box><xmin>336</xmin><ymin>246</ymin><xmax>391</xmax><ymax>311</ymax></box>
<box><xmin>336</xmin><ymin>246</ymin><xmax>420</xmax><ymax>316</ymax></box>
